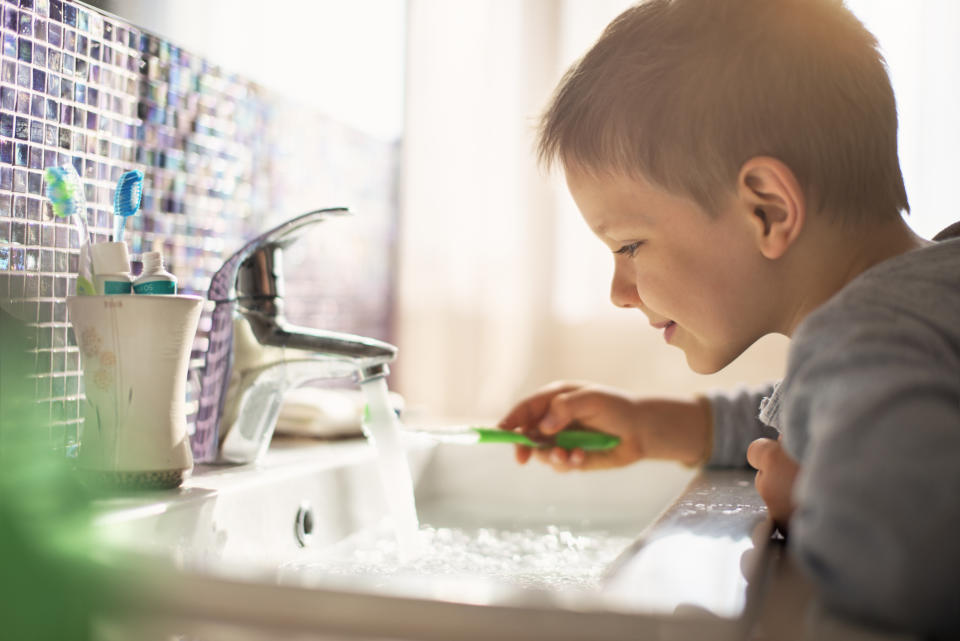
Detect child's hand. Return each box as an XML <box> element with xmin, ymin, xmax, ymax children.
<box><xmin>746</xmin><ymin>437</ymin><xmax>800</xmax><ymax>531</ymax></box>
<box><xmin>498</xmin><ymin>381</ymin><xmax>712</xmax><ymax>472</ymax></box>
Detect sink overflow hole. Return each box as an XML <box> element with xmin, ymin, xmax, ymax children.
<box><xmin>295</xmin><ymin>502</ymin><xmax>315</xmax><ymax>548</ymax></box>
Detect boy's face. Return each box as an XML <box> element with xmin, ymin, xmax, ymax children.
<box><xmin>564</xmin><ymin>166</ymin><xmax>771</xmax><ymax>374</ymax></box>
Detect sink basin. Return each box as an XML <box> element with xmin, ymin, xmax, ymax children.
<box><xmin>91</xmin><ymin>436</ymin><xmax>771</xmax><ymax>641</ymax></box>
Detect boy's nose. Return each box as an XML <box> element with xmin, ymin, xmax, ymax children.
<box><xmin>610</xmin><ymin>267</ymin><xmax>642</xmax><ymax>308</ymax></box>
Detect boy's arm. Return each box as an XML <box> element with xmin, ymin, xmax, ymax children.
<box><xmin>704</xmin><ymin>385</ymin><xmax>780</xmax><ymax>467</ymax></box>
<box><xmin>786</xmin><ymin>327</ymin><xmax>960</xmax><ymax>638</ymax></box>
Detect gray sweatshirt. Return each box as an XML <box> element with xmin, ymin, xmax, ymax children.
<box><xmin>707</xmin><ymin>237</ymin><xmax>960</xmax><ymax>638</ymax></box>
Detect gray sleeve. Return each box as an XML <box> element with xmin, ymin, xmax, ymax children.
<box><xmin>704</xmin><ymin>385</ymin><xmax>780</xmax><ymax>467</ymax></box>
<box><xmin>788</xmin><ymin>327</ymin><xmax>960</xmax><ymax>638</ymax></box>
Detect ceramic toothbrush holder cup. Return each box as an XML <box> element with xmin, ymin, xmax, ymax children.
<box><xmin>67</xmin><ymin>295</ymin><xmax>203</xmax><ymax>489</ymax></box>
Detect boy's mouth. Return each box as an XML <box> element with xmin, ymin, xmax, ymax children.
<box><xmin>650</xmin><ymin>319</ymin><xmax>678</xmax><ymax>342</ymax></box>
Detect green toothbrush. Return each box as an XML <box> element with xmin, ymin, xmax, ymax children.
<box><xmin>416</xmin><ymin>426</ymin><xmax>620</xmax><ymax>451</ymax></box>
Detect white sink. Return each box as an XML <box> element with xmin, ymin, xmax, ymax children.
<box><xmin>91</xmin><ymin>436</ymin><xmax>772</xmax><ymax>641</ymax></box>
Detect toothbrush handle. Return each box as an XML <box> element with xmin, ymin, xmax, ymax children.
<box><xmin>113</xmin><ymin>216</ymin><xmax>126</xmax><ymax>242</ymax></box>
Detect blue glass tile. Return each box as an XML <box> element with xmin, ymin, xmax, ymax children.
<box><xmin>47</xmin><ymin>22</ymin><xmax>60</xmax><ymax>47</ymax></box>
<box><xmin>18</xmin><ymin>10</ymin><xmax>30</xmax><ymax>35</ymax></box>
<box><xmin>32</xmin><ymin>68</ymin><xmax>45</xmax><ymax>91</ymax></box>
<box><xmin>47</xmin><ymin>49</ymin><xmax>60</xmax><ymax>72</ymax></box>
<box><xmin>44</xmin><ymin>98</ymin><xmax>57</xmax><ymax>119</ymax></box>
<box><xmin>64</xmin><ymin>28</ymin><xmax>75</xmax><ymax>52</ymax></box>
<box><xmin>0</xmin><ymin>113</ymin><xmax>12</xmax><ymax>137</ymax></box>
<box><xmin>89</xmin><ymin>40</ymin><xmax>99</xmax><ymax>60</ymax></box>
<box><xmin>60</xmin><ymin>104</ymin><xmax>71</xmax><ymax>125</ymax></box>
<box><xmin>77</xmin><ymin>34</ymin><xmax>87</xmax><ymax>56</ymax></box>
<box><xmin>2</xmin><ymin>32</ymin><xmax>15</xmax><ymax>57</ymax></box>
<box><xmin>28</xmin><ymin>146</ymin><xmax>41</xmax><ymax>169</ymax></box>
<box><xmin>19</xmin><ymin>0</ymin><xmax>33</xmax><ymax>9</ymax></box>
<box><xmin>33</xmin><ymin>42</ymin><xmax>46</xmax><ymax>66</ymax></box>
<box><xmin>0</xmin><ymin>247</ymin><xmax>9</xmax><ymax>270</ymax></box>
<box><xmin>62</xmin><ymin>2</ymin><xmax>74</xmax><ymax>27</ymax></box>
<box><xmin>73</xmin><ymin>82</ymin><xmax>84</xmax><ymax>103</ymax></box>
<box><xmin>17</xmin><ymin>37</ymin><xmax>32</xmax><ymax>62</ymax></box>
<box><xmin>30</xmin><ymin>93</ymin><xmax>43</xmax><ymax>116</ymax></box>
<box><xmin>0</xmin><ymin>140</ymin><xmax>12</xmax><ymax>163</ymax></box>
<box><xmin>2</xmin><ymin>7</ymin><xmax>15</xmax><ymax>30</ymax></box>
<box><xmin>59</xmin><ymin>77</ymin><xmax>71</xmax><ymax>100</ymax></box>
<box><xmin>48</xmin><ymin>0</ymin><xmax>60</xmax><ymax>22</ymax></box>
<box><xmin>75</xmin><ymin>58</ymin><xmax>87</xmax><ymax>79</ymax></box>
<box><xmin>30</xmin><ymin>119</ymin><xmax>42</xmax><ymax>142</ymax></box>
<box><xmin>14</xmin><ymin>116</ymin><xmax>28</xmax><ymax>139</ymax></box>
<box><xmin>127</xmin><ymin>28</ymin><xmax>137</xmax><ymax>49</ymax></box>
<box><xmin>85</xmin><ymin>110</ymin><xmax>95</xmax><ymax>130</ymax></box>
<box><xmin>47</xmin><ymin>73</ymin><xmax>59</xmax><ymax>96</ymax></box>
<box><xmin>101</xmin><ymin>44</ymin><xmax>111</xmax><ymax>64</ymax></box>
<box><xmin>77</xmin><ymin>9</ymin><xmax>86</xmax><ymax>32</ymax></box>
<box><xmin>15</xmin><ymin>142</ymin><xmax>27</xmax><ymax>166</ymax></box>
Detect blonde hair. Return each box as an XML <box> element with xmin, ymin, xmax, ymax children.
<box><xmin>538</xmin><ymin>0</ymin><xmax>909</xmax><ymax>221</ymax></box>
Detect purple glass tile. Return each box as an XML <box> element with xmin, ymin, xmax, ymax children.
<box><xmin>48</xmin><ymin>0</ymin><xmax>60</xmax><ymax>22</ymax></box>
<box><xmin>43</xmin><ymin>148</ymin><xmax>55</xmax><ymax>166</ymax></box>
<box><xmin>62</xmin><ymin>52</ymin><xmax>74</xmax><ymax>74</ymax></box>
<box><xmin>102</xmin><ymin>19</ymin><xmax>112</xmax><ymax>41</ymax></box>
<box><xmin>32</xmin><ymin>68</ymin><xmax>46</xmax><ymax>92</ymax></box>
<box><xmin>77</xmin><ymin>34</ymin><xmax>87</xmax><ymax>56</ymax></box>
<box><xmin>28</xmin><ymin>146</ymin><xmax>41</xmax><ymax>168</ymax></box>
<box><xmin>89</xmin><ymin>40</ymin><xmax>98</xmax><ymax>60</ymax></box>
<box><xmin>2</xmin><ymin>32</ymin><xmax>15</xmax><ymax>57</ymax></box>
<box><xmin>47</xmin><ymin>22</ymin><xmax>60</xmax><ymax>47</ymax></box>
<box><xmin>75</xmin><ymin>58</ymin><xmax>87</xmax><ymax>79</ymax></box>
<box><xmin>0</xmin><ymin>167</ymin><xmax>12</xmax><ymax>190</ymax></box>
<box><xmin>0</xmin><ymin>113</ymin><xmax>12</xmax><ymax>137</ymax></box>
<box><xmin>2</xmin><ymin>6</ymin><xmax>15</xmax><ymax>30</ymax></box>
<box><xmin>0</xmin><ymin>60</ymin><xmax>13</xmax><ymax>84</ymax></box>
<box><xmin>62</xmin><ymin>2</ymin><xmax>74</xmax><ymax>27</ymax></box>
<box><xmin>9</xmin><ymin>247</ymin><xmax>24</xmax><ymax>270</ymax></box>
<box><xmin>30</xmin><ymin>93</ymin><xmax>43</xmax><ymax>117</ymax></box>
<box><xmin>26</xmin><ymin>170</ymin><xmax>40</xmax><ymax>194</ymax></box>
<box><xmin>18</xmin><ymin>10</ymin><xmax>30</xmax><ymax>35</ymax></box>
<box><xmin>59</xmin><ymin>77</ymin><xmax>71</xmax><ymax>100</ymax></box>
<box><xmin>29</xmin><ymin>119</ymin><xmax>42</xmax><ymax>142</ymax></box>
<box><xmin>57</xmin><ymin>127</ymin><xmax>69</xmax><ymax>149</ymax></box>
<box><xmin>44</xmin><ymin>97</ymin><xmax>57</xmax><ymax>119</ymax></box>
<box><xmin>16</xmin><ymin>90</ymin><xmax>29</xmax><ymax>113</ymax></box>
<box><xmin>73</xmin><ymin>82</ymin><xmax>84</xmax><ymax>103</ymax></box>
<box><xmin>0</xmin><ymin>140</ymin><xmax>12</xmax><ymax>163</ymax></box>
<box><xmin>33</xmin><ymin>17</ymin><xmax>44</xmax><ymax>42</ymax></box>
<box><xmin>18</xmin><ymin>0</ymin><xmax>33</xmax><ymax>10</ymax></box>
<box><xmin>60</xmin><ymin>104</ymin><xmax>71</xmax><ymax>125</ymax></box>
<box><xmin>33</xmin><ymin>42</ymin><xmax>46</xmax><ymax>66</ymax></box>
<box><xmin>16</xmin><ymin>63</ymin><xmax>30</xmax><ymax>87</ymax></box>
<box><xmin>43</xmin><ymin>124</ymin><xmax>55</xmax><ymax>146</ymax></box>
<box><xmin>13</xmin><ymin>168</ymin><xmax>27</xmax><ymax>191</ymax></box>
<box><xmin>47</xmin><ymin>49</ymin><xmax>60</xmax><ymax>72</ymax></box>
<box><xmin>64</xmin><ymin>28</ymin><xmax>75</xmax><ymax>52</ymax></box>
<box><xmin>47</xmin><ymin>73</ymin><xmax>59</xmax><ymax>96</ymax></box>
<box><xmin>85</xmin><ymin>110</ymin><xmax>95</xmax><ymax>130</ymax></box>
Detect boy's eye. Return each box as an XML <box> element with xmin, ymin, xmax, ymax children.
<box><xmin>615</xmin><ymin>241</ymin><xmax>644</xmax><ymax>257</ymax></box>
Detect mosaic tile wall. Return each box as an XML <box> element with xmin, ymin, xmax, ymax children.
<box><xmin>0</xmin><ymin>0</ymin><xmax>400</xmax><ymax>450</ymax></box>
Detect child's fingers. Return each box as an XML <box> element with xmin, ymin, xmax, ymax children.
<box><xmin>539</xmin><ymin>387</ymin><xmax>608</xmax><ymax>435</ymax></box>
<box><xmin>515</xmin><ymin>444</ymin><xmax>532</xmax><ymax>464</ymax></box>
<box><xmin>497</xmin><ymin>382</ymin><xmax>583</xmax><ymax>430</ymax></box>
<box><xmin>746</xmin><ymin>437</ymin><xmax>779</xmax><ymax>470</ymax></box>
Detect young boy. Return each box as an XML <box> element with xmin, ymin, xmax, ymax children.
<box><xmin>497</xmin><ymin>0</ymin><xmax>960</xmax><ymax>636</ymax></box>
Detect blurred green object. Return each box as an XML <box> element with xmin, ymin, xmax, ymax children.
<box><xmin>0</xmin><ymin>306</ymin><xmax>112</xmax><ymax>641</ymax></box>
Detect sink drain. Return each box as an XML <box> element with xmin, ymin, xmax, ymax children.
<box><xmin>294</xmin><ymin>501</ymin><xmax>315</xmax><ymax>548</ymax></box>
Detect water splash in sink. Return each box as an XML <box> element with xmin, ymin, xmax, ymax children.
<box><xmin>360</xmin><ymin>376</ymin><xmax>422</xmax><ymax>559</ymax></box>
<box><xmin>285</xmin><ymin>521</ymin><xmax>634</xmax><ymax>593</ymax></box>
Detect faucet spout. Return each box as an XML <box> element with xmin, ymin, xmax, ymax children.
<box><xmin>194</xmin><ymin>209</ymin><xmax>399</xmax><ymax>464</ymax></box>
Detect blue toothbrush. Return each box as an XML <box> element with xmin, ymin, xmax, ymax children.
<box><xmin>112</xmin><ymin>170</ymin><xmax>144</xmax><ymax>243</ymax></box>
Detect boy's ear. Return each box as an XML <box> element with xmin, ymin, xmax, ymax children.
<box><xmin>736</xmin><ymin>157</ymin><xmax>805</xmax><ymax>260</ymax></box>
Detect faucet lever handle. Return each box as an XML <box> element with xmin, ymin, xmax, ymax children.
<box><xmin>209</xmin><ymin>208</ymin><xmax>351</xmax><ymax>302</ymax></box>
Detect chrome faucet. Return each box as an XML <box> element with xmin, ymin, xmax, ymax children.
<box><xmin>193</xmin><ymin>208</ymin><xmax>398</xmax><ymax>464</ymax></box>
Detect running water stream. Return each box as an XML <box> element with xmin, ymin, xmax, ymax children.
<box><xmin>359</xmin><ymin>376</ymin><xmax>422</xmax><ymax>559</ymax></box>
